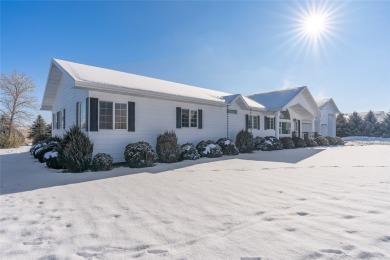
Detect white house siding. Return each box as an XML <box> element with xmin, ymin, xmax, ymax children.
<box><xmin>51</xmin><ymin>73</ymin><xmax>88</xmax><ymax>137</ymax></box>
<box><xmin>319</xmin><ymin>102</ymin><xmax>338</xmax><ymax>137</ymax></box>
<box><xmin>87</xmin><ymin>91</ymin><xmax>227</xmax><ymax>162</ymax></box>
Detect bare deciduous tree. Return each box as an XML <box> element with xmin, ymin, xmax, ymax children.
<box><xmin>0</xmin><ymin>70</ymin><xmax>38</xmax><ymax>134</ymax></box>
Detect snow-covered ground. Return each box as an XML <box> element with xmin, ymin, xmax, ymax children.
<box><xmin>1</xmin><ymin>145</ymin><xmax>389</xmax><ymax>259</ymax></box>
<box><xmin>342</xmin><ymin>136</ymin><xmax>390</xmax><ymax>146</ymax></box>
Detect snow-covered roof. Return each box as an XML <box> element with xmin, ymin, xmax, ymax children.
<box><xmin>44</xmin><ymin>59</ymin><xmax>232</xmax><ymax>109</ymax></box>
<box><xmin>223</xmin><ymin>94</ymin><xmax>265</xmax><ymax>109</ymax></box>
<box><xmin>248</xmin><ymin>87</ymin><xmax>306</xmax><ymax>110</ymax></box>
<box><xmin>316</xmin><ymin>98</ymin><xmax>340</xmax><ymax>113</ymax></box>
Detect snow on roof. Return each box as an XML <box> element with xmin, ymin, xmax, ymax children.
<box><xmin>247</xmin><ymin>87</ymin><xmax>306</xmax><ymax>110</ymax></box>
<box><xmin>223</xmin><ymin>94</ymin><xmax>265</xmax><ymax>109</ymax></box>
<box><xmin>316</xmin><ymin>98</ymin><xmax>340</xmax><ymax>113</ymax></box>
<box><xmin>54</xmin><ymin>59</ymin><xmax>231</xmax><ymax>104</ymax></box>
<box><xmin>316</xmin><ymin>98</ymin><xmax>332</xmax><ymax>108</ymax></box>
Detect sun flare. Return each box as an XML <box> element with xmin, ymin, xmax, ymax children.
<box><xmin>303</xmin><ymin>13</ymin><xmax>327</xmax><ymax>36</ymax></box>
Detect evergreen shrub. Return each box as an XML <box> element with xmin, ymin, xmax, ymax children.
<box><xmin>235</xmin><ymin>130</ymin><xmax>254</xmax><ymax>153</ymax></box>
<box><xmin>292</xmin><ymin>137</ymin><xmax>307</xmax><ymax>148</ymax></box>
<box><xmin>91</xmin><ymin>153</ymin><xmax>113</xmax><ymax>171</ymax></box>
<box><xmin>196</xmin><ymin>140</ymin><xmax>223</xmax><ymax>158</ymax></box>
<box><xmin>58</xmin><ymin>126</ymin><xmax>93</xmax><ymax>173</ymax></box>
<box><xmin>305</xmin><ymin>139</ymin><xmax>318</xmax><ymax>147</ymax></box>
<box><xmin>124</xmin><ymin>141</ymin><xmax>156</xmax><ymax>168</ymax></box>
<box><xmin>156</xmin><ymin>130</ymin><xmax>181</xmax><ymax>163</ymax></box>
<box><xmin>315</xmin><ymin>136</ymin><xmax>330</xmax><ymax>146</ymax></box>
<box><xmin>180</xmin><ymin>143</ymin><xmax>200</xmax><ymax>160</ymax></box>
<box><xmin>216</xmin><ymin>138</ymin><xmax>239</xmax><ymax>155</ymax></box>
<box><xmin>280</xmin><ymin>137</ymin><xmax>295</xmax><ymax>149</ymax></box>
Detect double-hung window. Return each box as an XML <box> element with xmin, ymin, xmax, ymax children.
<box><xmin>99</xmin><ymin>101</ymin><xmax>113</xmax><ymax>129</ymax></box>
<box><xmin>253</xmin><ymin>116</ymin><xmax>259</xmax><ymax>129</ymax></box>
<box><xmin>279</xmin><ymin>122</ymin><xmax>291</xmax><ymax>134</ymax></box>
<box><xmin>181</xmin><ymin>109</ymin><xmax>198</xmax><ymax>128</ymax></box>
<box><xmin>190</xmin><ymin>110</ymin><xmax>197</xmax><ymax>127</ymax></box>
<box><xmin>115</xmin><ymin>103</ymin><xmax>127</xmax><ymax>129</ymax></box>
<box><xmin>265</xmin><ymin>116</ymin><xmax>275</xmax><ymax>130</ymax></box>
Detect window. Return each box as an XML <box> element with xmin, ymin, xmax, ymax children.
<box><xmin>182</xmin><ymin>109</ymin><xmax>189</xmax><ymax>127</ymax></box>
<box><xmin>190</xmin><ymin>110</ymin><xmax>197</xmax><ymax>127</ymax></box>
<box><xmin>265</xmin><ymin>116</ymin><xmax>275</xmax><ymax>130</ymax></box>
<box><xmin>181</xmin><ymin>109</ymin><xmax>198</xmax><ymax>128</ymax></box>
<box><xmin>80</xmin><ymin>102</ymin><xmax>86</xmax><ymax>129</ymax></box>
<box><xmin>253</xmin><ymin>116</ymin><xmax>259</xmax><ymax>129</ymax></box>
<box><xmin>99</xmin><ymin>101</ymin><xmax>113</xmax><ymax>129</ymax></box>
<box><xmin>57</xmin><ymin>111</ymin><xmax>62</xmax><ymax>129</ymax></box>
<box><xmin>279</xmin><ymin>122</ymin><xmax>291</xmax><ymax>134</ymax></box>
<box><xmin>115</xmin><ymin>103</ymin><xmax>127</xmax><ymax>129</ymax></box>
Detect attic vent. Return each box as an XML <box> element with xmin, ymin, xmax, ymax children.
<box><xmin>227</xmin><ymin>109</ymin><xmax>237</xmax><ymax>114</ymax></box>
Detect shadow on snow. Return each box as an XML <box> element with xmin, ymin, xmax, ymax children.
<box><xmin>0</xmin><ymin>148</ymin><xmax>324</xmax><ymax>195</ymax></box>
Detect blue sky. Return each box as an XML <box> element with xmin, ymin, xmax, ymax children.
<box><xmin>1</xmin><ymin>1</ymin><xmax>389</xmax><ymax>123</ymax></box>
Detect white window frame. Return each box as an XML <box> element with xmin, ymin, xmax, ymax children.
<box><xmin>181</xmin><ymin>109</ymin><xmax>198</xmax><ymax>128</ymax></box>
<box><xmin>114</xmin><ymin>102</ymin><xmax>127</xmax><ymax>130</ymax></box>
<box><xmin>99</xmin><ymin>101</ymin><xmax>113</xmax><ymax>130</ymax></box>
<box><xmin>265</xmin><ymin>116</ymin><xmax>275</xmax><ymax>130</ymax></box>
<box><xmin>279</xmin><ymin>121</ymin><xmax>291</xmax><ymax>134</ymax></box>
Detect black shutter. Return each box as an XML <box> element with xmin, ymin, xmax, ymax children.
<box><xmin>176</xmin><ymin>107</ymin><xmax>181</xmax><ymax>129</ymax></box>
<box><xmin>85</xmin><ymin>98</ymin><xmax>89</xmax><ymax>131</ymax></box>
<box><xmin>76</xmin><ymin>102</ymin><xmax>79</xmax><ymax>127</ymax></box>
<box><xmin>57</xmin><ymin>111</ymin><xmax>60</xmax><ymax>129</ymax></box>
<box><xmin>63</xmin><ymin>109</ymin><xmax>66</xmax><ymax>129</ymax></box>
<box><xmin>274</xmin><ymin>117</ymin><xmax>276</xmax><ymax>129</ymax></box>
<box><xmin>245</xmin><ymin>114</ymin><xmax>249</xmax><ymax>131</ymax></box>
<box><xmin>52</xmin><ymin>114</ymin><xmax>55</xmax><ymax>130</ymax></box>
<box><xmin>90</xmin><ymin>98</ymin><xmax>99</xmax><ymax>131</ymax></box>
<box><xmin>198</xmin><ymin>109</ymin><xmax>203</xmax><ymax>129</ymax></box>
<box><xmin>128</xmin><ymin>101</ymin><xmax>135</xmax><ymax>132</ymax></box>
<box><xmin>264</xmin><ymin>116</ymin><xmax>268</xmax><ymax>130</ymax></box>
<box><xmin>257</xmin><ymin>115</ymin><xmax>260</xmax><ymax>130</ymax></box>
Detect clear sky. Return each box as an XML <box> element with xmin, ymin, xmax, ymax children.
<box><xmin>1</xmin><ymin>1</ymin><xmax>389</xmax><ymax>123</ymax></box>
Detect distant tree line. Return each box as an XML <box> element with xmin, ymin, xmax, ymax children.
<box><xmin>336</xmin><ymin>110</ymin><xmax>390</xmax><ymax>138</ymax></box>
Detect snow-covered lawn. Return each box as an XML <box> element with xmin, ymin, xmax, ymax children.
<box><xmin>342</xmin><ymin>136</ymin><xmax>390</xmax><ymax>146</ymax></box>
<box><xmin>1</xmin><ymin>145</ymin><xmax>389</xmax><ymax>259</ymax></box>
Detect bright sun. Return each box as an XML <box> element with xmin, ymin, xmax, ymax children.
<box><xmin>304</xmin><ymin>13</ymin><xmax>327</xmax><ymax>36</ymax></box>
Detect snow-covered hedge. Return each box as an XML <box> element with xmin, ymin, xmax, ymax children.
<box><xmin>280</xmin><ymin>137</ymin><xmax>295</xmax><ymax>149</ymax></box>
<box><xmin>156</xmin><ymin>130</ymin><xmax>181</xmax><ymax>163</ymax></box>
<box><xmin>292</xmin><ymin>137</ymin><xmax>307</xmax><ymax>148</ymax></box>
<box><xmin>235</xmin><ymin>130</ymin><xmax>254</xmax><ymax>153</ymax></box>
<box><xmin>91</xmin><ymin>153</ymin><xmax>113</xmax><ymax>172</ymax></box>
<box><xmin>124</xmin><ymin>141</ymin><xmax>156</xmax><ymax>168</ymax></box>
<box><xmin>44</xmin><ymin>150</ymin><xmax>63</xmax><ymax>169</ymax></box>
<box><xmin>196</xmin><ymin>140</ymin><xmax>223</xmax><ymax>158</ymax></box>
<box><xmin>315</xmin><ymin>136</ymin><xmax>330</xmax><ymax>146</ymax></box>
<box><xmin>180</xmin><ymin>143</ymin><xmax>200</xmax><ymax>160</ymax></box>
<box><xmin>216</xmin><ymin>138</ymin><xmax>239</xmax><ymax>156</ymax></box>
<box><xmin>305</xmin><ymin>139</ymin><xmax>318</xmax><ymax>147</ymax></box>
<box><xmin>325</xmin><ymin>136</ymin><xmax>344</xmax><ymax>145</ymax></box>
<box><xmin>254</xmin><ymin>136</ymin><xmax>283</xmax><ymax>151</ymax></box>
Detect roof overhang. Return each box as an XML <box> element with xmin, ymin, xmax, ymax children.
<box><xmin>283</xmin><ymin>87</ymin><xmax>321</xmax><ymax>117</ymax></box>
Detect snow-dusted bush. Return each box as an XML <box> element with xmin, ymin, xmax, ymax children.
<box><xmin>325</xmin><ymin>136</ymin><xmax>344</xmax><ymax>146</ymax></box>
<box><xmin>124</xmin><ymin>141</ymin><xmax>156</xmax><ymax>168</ymax></box>
<box><xmin>235</xmin><ymin>130</ymin><xmax>254</xmax><ymax>153</ymax></box>
<box><xmin>196</xmin><ymin>140</ymin><xmax>223</xmax><ymax>158</ymax></box>
<box><xmin>216</xmin><ymin>138</ymin><xmax>239</xmax><ymax>156</ymax></box>
<box><xmin>280</xmin><ymin>137</ymin><xmax>295</xmax><ymax>149</ymax></box>
<box><xmin>267</xmin><ymin>136</ymin><xmax>283</xmax><ymax>150</ymax></box>
<box><xmin>35</xmin><ymin>141</ymin><xmax>59</xmax><ymax>163</ymax></box>
<box><xmin>315</xmin><ymin>136</ymin><xmax>330</xmax><ymax>146</ymax></box>
<box><xmin>156</xmin><ymin>130</ymin><xmax>181</xmax><ymax>163</ymax></box>
<box><xmin>90</xmin><ymin>153</ymin><xmax>113</xmax><ymax>172</ymax></box>
<box><xmin>180</xmin><ymin>143</ymin><xmax>200</xmax><ymax>160</ymax></box>
<box><xmin>58</xmin><ymin>126</ymin><xmax>93</xmax><ymax>173</ymax></box>
<box><xmin>333</xmin><ymin>136</ymin><xmax>345</xmax><ymax>145</ymax></box>
<box><xmin>44</xmin><ymin>150</ymin><xmax>63</xmax><ymax>169</ymax></box>
<box><xmin>292</xmin><ymin>137</ymin><xmax>307</xmax><ymax>148</ymax></box>
<box><xmin>305</xmin><ymin>139</ymin><xmax>318</xmax><ymax>147</ymax></box>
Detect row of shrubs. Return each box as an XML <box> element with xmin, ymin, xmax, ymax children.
<box><xmin>30</xmin><ymin>126</ymin><xmax>344</xmax><ymax>172</ymax></box>
<box><xmin>30</xmin><ymin>126</ymin><xmax>112</xmax><ymax>173</ymax></box>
